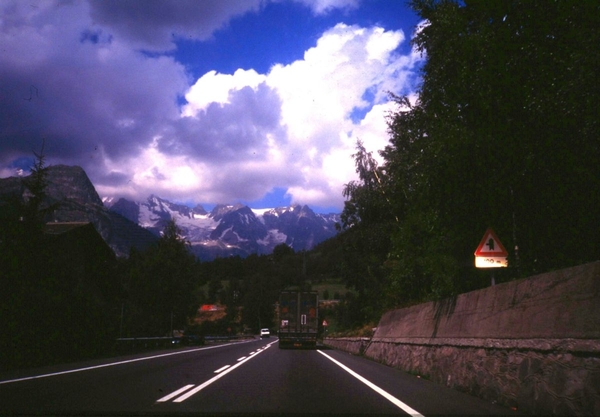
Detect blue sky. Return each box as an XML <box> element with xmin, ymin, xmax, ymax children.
<box><xmin>0</xmin><ymin>0</ymin><xmax>424</xmax><ymax>213</ymax></box>
<box><xmin>174</xmin><ymin>1</ymin><xmax>420</xmax><ymax>78</ymax></box>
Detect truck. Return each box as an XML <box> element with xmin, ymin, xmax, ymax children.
<box><xmin>277</xmin><ymin>290</ymin><xmax>318</xmax><ymax>349</ymax></box>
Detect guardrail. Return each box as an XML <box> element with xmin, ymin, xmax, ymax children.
<box><xmin>115</xmin><ymin>337</ymin><xmax>176</xmax><ymax>354</ymax></box>
<box><xmin>115</xmin><ymin>335</ymin><xmax>254</xmax><ymax>354</ymax></box>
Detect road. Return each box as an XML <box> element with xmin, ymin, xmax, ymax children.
<box><xmin>0</xmin><ymin>338</ymin><xmax>519</xmax><ymax>415</ymax></box>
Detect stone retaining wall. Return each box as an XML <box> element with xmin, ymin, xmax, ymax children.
<box><xmin>325</xmin><ymin>262</ymin><xmax>600</xmax><ymax>415</ymax></box>
<box><xmin>324</xmin><ymin>337</ymin><xmax>370</xmax><ymax>356</ymax></box>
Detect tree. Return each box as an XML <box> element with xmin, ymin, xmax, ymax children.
<box><xmin>338</xmin><ymin>0</ymin><xmax>599</xmax><ymax>315</ymax></box>
<box><xmin>21</xmin><ymin>141</ymin><xmax>57</xmax><ymax>227</ymax></box>
<box><xmin>272</xmin><ymin>243</ymin><xmax>294</xmax><ymax>262</ymax></box>
<box><xmin>342</xmin><ymin>140</ymin><xmax>398</xmax><ymax>228</ymax></box>
<box><xmin>0</xmin><ymin>141</ymin><xmax>59</xmax><ymax>282</ymax></box>
<box><xmin>338</xmin><ymin>141</ymin><xmax>398</xmax><ymax>319</ymax></box>
<box><xmin>382</xmin><ymin>0</ymin><xmax>599</xmax><ymax>300</ymax></box>
<box><xmin>123</xmin><ymin>219</ymin><xmax>200</xmax><ymax>336</ymax></box>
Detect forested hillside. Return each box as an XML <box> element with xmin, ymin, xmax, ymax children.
<box><xmin>338</xmin><ymin>0</ymin><xmax>599</xmax><ymax>321</ymax></box>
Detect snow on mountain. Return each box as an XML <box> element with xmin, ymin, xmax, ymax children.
<box><xmin>2</xmin><ymin>165</ymin><xmax>342</xmax><ymax>261</ymax></box>
<box><xmin>105</xmin><ymin>195</ymin><xmax>340</xmax><ymax>261</ymax></box>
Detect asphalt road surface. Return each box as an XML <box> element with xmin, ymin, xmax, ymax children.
<box><xmin>0</xmin><ymin>338</ymin><xmax>520</xmax><ymax>415</ymax></box>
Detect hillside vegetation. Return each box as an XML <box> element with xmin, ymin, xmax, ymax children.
<box><xmin>336</xmin><ymin>0</ymin><xmax>599</xmax><ymax>323</ymax></box>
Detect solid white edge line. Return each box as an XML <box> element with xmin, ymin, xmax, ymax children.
<box><xmin>0</xmin><ymin>340</ymin><xmax>255</xmax><ymax>385</ymax></box>
<box><xmin>156</xmin><ymin>384</ymin><xmax>195</xmax><ymax>402</ymax></box>
<box><xmin>173</xmin><ymin>340</ymin><xmax>278</xmax><ymax>403</ymax></box>
<box><xmin>214</xmin><ymin>365</ymin><xmax>231</xmax><ymax>373</ymax></box>
<box><xmin>317</xmin><ymin>350</ymin><xmax>425</xmax><ymax>417</ymax></box>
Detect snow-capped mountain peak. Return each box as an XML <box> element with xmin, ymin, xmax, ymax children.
<box><xmin>105</xmin><ymin>196</ymin><xmax>340</xmax><ymax>261</ymax></box>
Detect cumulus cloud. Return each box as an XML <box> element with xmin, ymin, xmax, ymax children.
<box><xmin>182</xmin><ymin>69</ymin><xmax>267</xmax><ymax>117</ymax></box>
<box><xmin>163</xmin><ymin>83</ymin><xmax>286</xmax><ymax>162</ymax></box>
<box><xmin>171</xmin><ymin>23</ymin><xmax>422</xmax><ymax>208</ymax></box>
<box><xmin>0</xmin><ymin>0</ymin><xmax>422</xmax><ymax>211</ymax></box>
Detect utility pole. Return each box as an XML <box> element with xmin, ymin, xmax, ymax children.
<box><xmin>119</xmin><ymin>302</ymin><xmax>124</xmax><ymax>338</ymax></box>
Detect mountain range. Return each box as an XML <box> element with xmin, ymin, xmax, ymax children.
<box><xmin>0</xmin><ymin>165</ymin><xmax>340</xmax><ymax>260</ymax></box>
<box><xmin>104</xmin><ymin>195</ymin><xmax>341</xmax><ymax>261</ymax></box>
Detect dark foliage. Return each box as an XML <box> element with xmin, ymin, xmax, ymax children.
<box><xmin>0</xmin><ymin>147</ymin><xmax>206</xmax><ymax>369</ymax></box>
<box><xmin>120</xmin><ymin>220</ymin><xmax>201</xmax><ymax>337</ymax></box>
<box><xmin>0</xmin><ymin>146</ymin><xmax>119</xmax><ymax>370</ymax></box>
<box><xmin>338</xmin><ymin>0</ymin><xmax>599</xmax><ymax>320</ymax></box>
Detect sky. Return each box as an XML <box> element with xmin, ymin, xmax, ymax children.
<box><xmin>0</xmin><ymin>0</ymin><xmax>424</xmax><ymax>213</ymax></box>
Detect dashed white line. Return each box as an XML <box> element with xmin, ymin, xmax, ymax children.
<box><xmin>214</xmin><ymin>365</ymin><xmax>231</xmax><ymax>373</ymax></box>
<box><xmin>317</xmin><ymin>350</ymin><xmax>425</xmax><ymax>417</ymax></box>
<box><xmin>172</xmin><ymin>340</ymin><xmax>278</xmax><ymax>403</ymax></box>
<box><xmin>237</xmin><ymin>357</ymin><xmax>246</xmax><ymax>361</ymax></box>
<box><xmin>0</xmin><ymin>341</ymin><xmax>253</xmax><ymax>386</ymax></box>
<box><xmin>156</xmin><ymin>384</ymin><xmax>195</xmax><ymax>403</ymax></box>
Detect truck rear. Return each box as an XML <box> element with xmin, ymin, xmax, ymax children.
<box><xmin>277</xmin><ymin>291</ymin><xmax>318</xmax><ymax>349</ymax></box>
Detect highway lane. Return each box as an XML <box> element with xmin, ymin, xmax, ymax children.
<box><xmin>0</xmin><ymin>338</ymin><xmax>519</xmax><ymax>415</ymax></box>
<box><xmin>0</xmin><ymin>339</ymin><xmax>260</xmax><ymax>414</ymax></box>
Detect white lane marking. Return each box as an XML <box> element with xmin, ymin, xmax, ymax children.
<box><xmin>173</xmin><ymin>340</ymin><xmax>278</xmax><ymax>403</ymax></box>
<box><xmin>237</xmin><ymin>357</ymin><xmax>246</xmax><ymax>361</ymax></box>
<box><xmin>156</xmin><ymin>384</ymin><xmax>195</xmax><ymax>403</ymax></box>
<box><xmin>0</xmin><ymin>340</ymin><xmax>254</xmax><ymax>385</ymax></box>
<box><xmin>317</xmin><ymin>350</ymin><xmax>425</xmax><ymax>417</ymax></box>
<box><xmin>214</xmin><ymin>365</ymin><xmax>230</xmax><ymax>373</ymax></box>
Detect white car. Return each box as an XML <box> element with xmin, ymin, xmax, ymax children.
<box><xmin>260</xmin><ymin>328</ymin><xmax>270</xmax><ymax>338</ymax></box>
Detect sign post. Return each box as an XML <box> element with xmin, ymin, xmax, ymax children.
<box><xmin>474</xmin><ymin>228</ymin><xmax>508</xmax><ymax>285</ymax></box>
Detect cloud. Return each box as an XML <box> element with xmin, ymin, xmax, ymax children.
<box><xmin>94</xmin><ymin>81</ymin><xmax>294</xmax><ymax>204</ymax></box>
<box><xmin>267</xmin><ymin>24</ymin><xmax>407</xmax><ymax>145</ymax></box>
<box><xmin>263</xmin><ymin>24</ymin><xmax>420</xmax><ymax>206</ymax></box>
<box><xmin>0</xmin><ymin>0</ymin><xmax>188</xmax><ymax>164</ymax></box>
<box><xmin>182</xmin><ymin>69</ymin><xmax>267</xmax><ymax>117</ymax></box>
<box><xmin>88</xmin><ymin>0</ymin><xmax>365</xmax><ymax>50</ymax></box>
<box><xmin>0</xmin><ymin>0</ymin><xmax>423</xmax><ymax>211</ymax></box>
<box><xmin>88</xmin><ymin>0</ymin><xmax>264</xmax><ymax>51</ymax></box>
<box><xmin>293</xmin><ymin>0</ymin><xmax>360</xmax><ymax>15</ymax></box>
<box><xmin>176</xmin><ymin>23</ymin><xmax>422</xmax><ymax>208</ymax></box>
<box><xmin>163</xmin><ymin>83</ymin><xmax>286</xmax><ymax>162</ymax></box>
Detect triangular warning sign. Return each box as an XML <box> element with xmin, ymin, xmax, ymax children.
<box><xmin>474</xmin><ymin>228</ymin><xmax>508</xmax><ymax>257</ymax></box>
